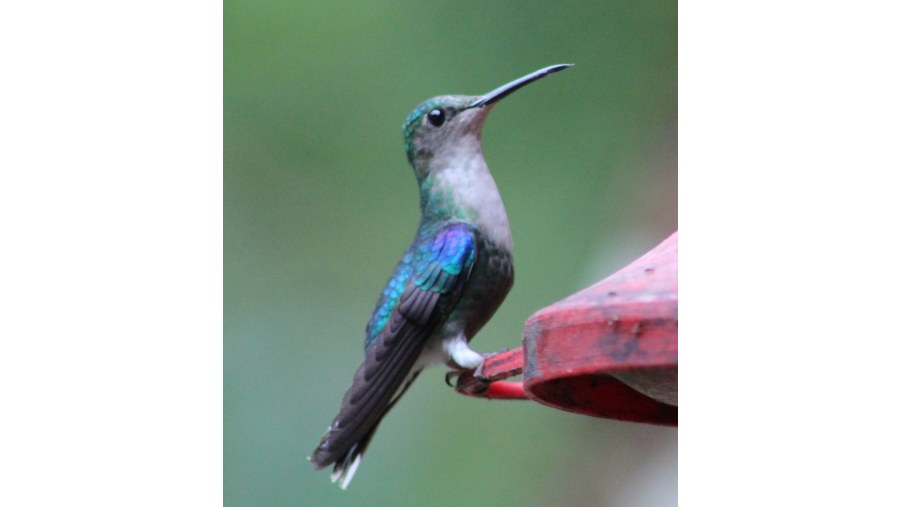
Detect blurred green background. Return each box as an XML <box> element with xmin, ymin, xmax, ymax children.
<box><xmin>225</xmin><ymin>1</ymin><xmax>676</xmax><ymax>506</ymax></box>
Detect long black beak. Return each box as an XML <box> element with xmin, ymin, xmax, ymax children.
<box><xmin>468</xmin><ymin>64</ymin><xmax>573</xmax><ymax>108</ymax></box>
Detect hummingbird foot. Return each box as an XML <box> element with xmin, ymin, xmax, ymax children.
<box><xmin>444</xmin><ymin>338</ymin><xmax>517</xmax><ymax>385</ymax></box>
<box><xmin>443</xmin><ymin>363</ymin><xmax>490</xmax><ymax>393</ymax></box>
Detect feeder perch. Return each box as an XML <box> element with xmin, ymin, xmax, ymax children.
<box><xmin>456</xmin><ymin>232</ymin><xmax>677</xmax><ymax>426</ymax></box>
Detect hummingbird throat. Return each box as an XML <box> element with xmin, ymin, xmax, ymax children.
<box><xmin>421</xmin><ymin>150</ymin><xmax>512</xmax><ymax>251</ymax></box>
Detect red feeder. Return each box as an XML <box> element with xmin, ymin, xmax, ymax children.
<box><xmin>456</xmin><ymin>232</ymin><xmax>677</xmax><ymax>426</ymax></box>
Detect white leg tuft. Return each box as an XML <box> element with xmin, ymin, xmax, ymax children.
<box><xmin>443</xmin><ymin>334</ymin><xmax>484</xmax><ymax>369</ymax></box>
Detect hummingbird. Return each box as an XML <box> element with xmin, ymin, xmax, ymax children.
<box><xmin>310</xmin><ymin>64</ymin><xmax>573</xmax><ymax>488</ymax></box>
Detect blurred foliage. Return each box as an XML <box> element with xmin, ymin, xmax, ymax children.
<box><xmin>226</xmin><ymin>1</ymin><xmax>676</xmax><ymax>505</ymax></box>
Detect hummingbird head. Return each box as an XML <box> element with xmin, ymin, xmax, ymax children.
<box><xmin>402</xmin><ymin>64</ymin><xmax>573</xmax><ymax>180</ymax></box>
<box><xmin>402</xmin><ymin>95</ymin><xmax>488</xmax><ymax>178</ymax></box>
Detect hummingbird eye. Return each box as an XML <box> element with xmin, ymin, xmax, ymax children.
<box><xmin>426</xmin><ymin>108</ymin><xmax>446</xmax><ymax>127</ymax></box>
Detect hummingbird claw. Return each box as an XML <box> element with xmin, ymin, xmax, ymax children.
<box><xmin>445</xmin><ymin>370</ymin><xmax>462</xmax><ymax>387</ymax></box>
